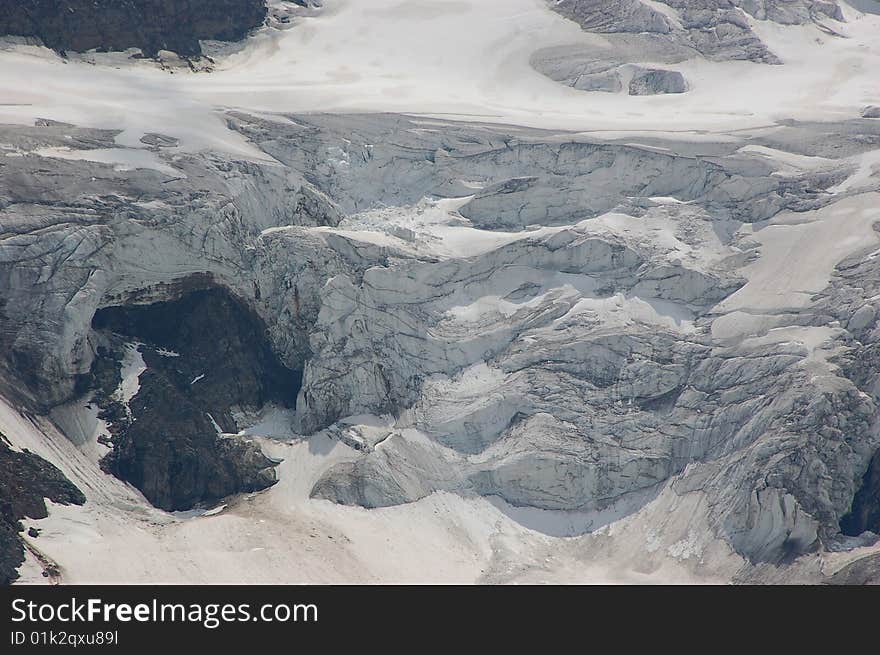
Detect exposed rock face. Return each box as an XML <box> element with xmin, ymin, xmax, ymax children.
<box><xmin>553</xmin><ymin>0</ymin><xmax>842</xmax><ymax>62</ymax></box>
<box><xmin>0</xmin><ymin>119</ymin><xmax>338</xmax><ymax>517</ymax></box>
<box><xmin>0</xmin><ymin>436</ymin><xmax>85</xmax><ymax>584</ymax></box>
<box><xmin>92</xmin><ymin>288</ymin><xmax>302</xmax><ymax>430</ymax></box>
<box><xmin>538</xmin><ymin>0</ymin><xmax>846</xmax><ymax>93</ymax></box>
<box><xmin>0</xmin><ymin>0</ymin><xmax>267</xmax><ymax>57</ymax></box>
<box><xmin>552</xmin><ymin>0</ymin><xmax>674</xmax><ymax>34</ymax></box>
<box><xmin>828</xmin><ymin>551</ymin><xmax>880</xmax><ymax>584</ymax></box>
<box><xmin>92</xmin><ymin>288</ymin><xmax>300</xmax><ymax>511</ymax></box>
<box><xmin>572</xmin><ymin>70</ymin><xmax>623</xmax><ymax>93</ymax></box>
<box><xmin>103</xmin><ymin>367</ymin><xmax>280</xmax><ymax>511</ymax></box>
<box><xmin>0</xmin><ymin>120</ymin><xmax>341</xmax><ymax>412</ymax></box>
<box><xmin>840</xmin><ymin>450</ymin><xmax>880</xmax><ymax>536</ymax></box>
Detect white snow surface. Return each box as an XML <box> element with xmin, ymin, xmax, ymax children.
<box><xmin>2</xmin><ymin>394</ymin><xmax>750</xmax><ymax>584</ymax></box>
<box><xmin>116</xmin><ymin>343</ymin><xmax>146</xmax><ymax>405</ymax></box>
<box><xmin>0</xmin><ymin>0</ymin><xmax>878</xmax><ymax>157</ymax></box>
<box><xmin>714</xmin><ymin>193</ymin><xmax>880</xmax><ymax>322</ymax></box>
<box><xmin>32</xmin><ymin>146</ymin><xmax>183</xmax><ymax>177</ymax></box>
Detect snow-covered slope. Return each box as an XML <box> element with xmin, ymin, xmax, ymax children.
<box><xmin>1</xmin><ymin>0</ymin><xmax>878</xmax><ymax>149</ymax></box>
<box><xmin>1</xmin><ymin>0</ymin><xmax>879</xmax><ymax>583</ymax></box>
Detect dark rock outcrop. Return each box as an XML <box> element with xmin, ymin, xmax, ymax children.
<box><xmin>0</xmin><ymin>0</ymin><xmax>267</xmax><ymax>57</ymax></box>
<box><xmin>840</xmin><ymin>449</ymin><xmax>880</xmax><ymax>536</ymax></box>
<box><xmin>0</xmin><ymin>435</ymin><xmax>85</xmax><ymax>585</ymax></box>
<box><xmin>828</xmin><ymin>552</ymin><xmax>880</xmax><ymax>585</ymax></box>
<box><xmin>103</xmin><ymin>368</ymin><xmax>280</xmax><ymax>511</ymax></box>
<box><xmin>93</xmin><ymin>288</ymin><xmax>299</xmax><ymax>511</ymax></box>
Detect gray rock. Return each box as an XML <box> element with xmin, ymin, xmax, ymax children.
<box><xmin>139</xmin><ymin>133</ymin><xmax>179</xmax><ymax>148</ymax></box>
<box><xmin>573</xmin><ymin>70</ymin><xmax>623</xmax><ymax>93</ymax></box>
<box><xmin>551</xmin><ymin>0</ymin><xmax>673</xmax><ymax>34</ymax></box>
<box><xmin>848</xmin><ymin>304</ymin><xmax>876</xmax><ymax>335</ymax></box>
<box><xmin>539</xmin><ymin>0</ymin><xmax>848</xmax><ymax>94</ymax></box>
<box><xmin>0</xmin><ymin>0</ymin><xmax>267</xmax><ymax>58</ymax></box>
<box><xmin>628</xmin><ymin>68</ymin><xmax>688</xmax><ymax>95</ymax></box>
<box><xmin>828</xmin><ymin>551</ymin><xmax>880</xmax><ymax>584</ymax></box>
<box><xmin>0</xmin><ymin>438</ymin><xmax>85</xmax><ymax>584</ymax></box>
<box><xmin>91</xmin><ymin>288</ymin><xmax>299</xmax><ymax>511</ymax></box>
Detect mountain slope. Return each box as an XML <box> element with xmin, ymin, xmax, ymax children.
<box><xmin>0</xmin><ymin>0</ymin><xmax>879</xmax><ymax>583</ymax></box>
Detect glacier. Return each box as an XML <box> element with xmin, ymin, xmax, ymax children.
<box><xmin>0</xmin><ymin>0</ymin><xmax>879</xmax><ymax>584</ymax></box>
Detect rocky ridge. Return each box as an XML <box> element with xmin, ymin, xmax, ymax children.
<box><xmin>89</xmin><ymin>288</ymin><xmax>299</xmax><ymax>511</ymax></box>
<box><xmin>0</xmin><ymin>0</ymin><xmax>267</xmax><ymax>57</ymax></box>
<box><xmin>0</xmin><ymin>434</ymin><xmax>84</xmax><ymax>584</ymax></box>
<box><xmin>538</xmin><ymin>0</ymin><xmax>846</xmax><ymax>94</ymax></box>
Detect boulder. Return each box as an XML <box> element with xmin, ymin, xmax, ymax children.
<box><xmin>629</xmin><ymin>68</ymin><xmax>688</xmax><ymax>95</ymax></box>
